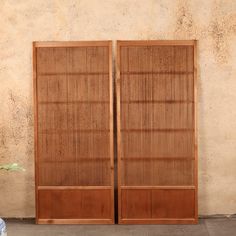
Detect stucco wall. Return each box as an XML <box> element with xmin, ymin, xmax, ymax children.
<box><xmin>0</xmin><ymin>0</ymin><xmax>235</xmax><ymax>217</ymax></box>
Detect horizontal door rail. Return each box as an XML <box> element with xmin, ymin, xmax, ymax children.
<box><xmin>39</xmin><ymin>129</ymin><xmax>110</xmax><ymax>134</ymax></box>
<box><xmin>38</xmin><ymin>101</ymin><xmax>110</xmax><ymax>104</ymax></box>
<box><xmin>40</xmin><ymin>158</ymin><xmax>111</xmax><ymax>163</ymax></box>
<box><xmin>38</xmin><ymin>186</ymin><xmax>112</xmax><ymax>190</ymax></box>
<box><xmin>121</xmin><ymin>186</ymin><xmax>195</xmax><ymax>190</ymax></box>
<box><xmin>121</xmin><ymin>71</ymin><xmax>193</xmax><ymax>75</ymax></box>
<box><xmin>121</xmin><ymin>100</ymin><xmax>194</xmax><ymax>104</ymax></box>
<box><xmin>121</xmin><ymin>157</ymin><xmax>194</xmax><ymax>161</ymax></box>
<box><xmin>38</xmin><ymin>72</ymin><xmax>109</xmax><ymax>76</ymax></box>
<box><xmin>121</xmin><ymin>128</ymin><xmax>194</xmax><ymax>132</ymax></box>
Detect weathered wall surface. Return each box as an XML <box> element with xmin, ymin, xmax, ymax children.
<box><xmin>0</xmin><ymin>0</ymin><xmax>235</xmax><ymax>217</ymax></box>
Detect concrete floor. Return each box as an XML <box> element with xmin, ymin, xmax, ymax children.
<box><xmin>5</xmin><ymin>218</ymin><xmax>236</xmax><ymax>236</ymax></box>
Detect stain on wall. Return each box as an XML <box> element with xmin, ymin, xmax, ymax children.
<box><xmin>0</xmin><ymin>0</ymin><xmax>235</xmax><ymax>217</ymax></box>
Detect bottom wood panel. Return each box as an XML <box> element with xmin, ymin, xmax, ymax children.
<box><xmin>37</xmin><ymin>188</ymin><xmax>113</xmax><ymax>224</ymax></box>
<box><xmin>120</xmin><ymin>189</ymin><xmax>196</xmax><ymax>224</ymax></box>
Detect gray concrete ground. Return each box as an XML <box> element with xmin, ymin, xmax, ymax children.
<box><xmin>5</xmin><ymin>218</ymin><xmax>236</xmax><ymax>236</ymax></box>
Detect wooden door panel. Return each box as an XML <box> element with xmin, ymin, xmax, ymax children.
<box><xmin>121</xmin><ymin>189</ymin><xmax>151</xmax><ymax>219</ymax></box>
<box><xmin>34</xmin><ymin>41</ymin><xmax>114</xmax><ymax>224</ymax></box>
<box><xmin>121</xmin><ymin>160</ymin><xmax>194</xmax><ymax>186</ymax></box>
<box><xmin>121</xmin><ymin>189</ymin><xmax>195</xmax><ymax>221</ymax></box>
<box><xmin>117</xmin><ymin>40</ymin><xmax>197</xmax><ymax>224</ymax></box>
<box><xmin>121</xmin><ymin>103</ymin><xmax>193</xmax><ymax>129</ymax></box>
<box><xmin>121</xmin><ymin>132</ymin><xmax>194</xmax><ymax>158</ymax></box>
<box><xmin>121</xmin><ymin>74</ymin><xmax>194</xmax><ymax>102</ymax></box>
<box><xmin>38</xmin><ymin>189</ymin><xmax>111</xmax><ymax>221</ymax></box>
<box><xmin>37</xmin><ymin>75</ymin><xmax>109</xmax><ymax>102</ymax></box>
<box><xmin>38</xmin><ymin>103</ymin><xmax>109</xmax><ymax>130</ymax></box>
<box><xmin>152</xmin><ymin>189</ymin><xmax>195</xmax><ymax>219</ymax></box>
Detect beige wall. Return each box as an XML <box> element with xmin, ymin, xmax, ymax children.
<box><xmin>0</xmin><ymin>0</ymin><xmax>236</xmax><ymax>217</ymax></box>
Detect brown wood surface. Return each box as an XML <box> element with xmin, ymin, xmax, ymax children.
<box><xmin>116</xmin><ymin>40</ymin><xmax>197</xmax><ymax>224</ymax></box>
<box><xmin>121</xmin><ymin>189</ymin><xmax>195</xmax><ymax>219</ymax></box>
<box><xmin>38</xmin><ymin>189</ymin><xmax>111</xmax><ymax>219</ymax></box>
<box><xmin>33</xmin><ymin>41</ymin><xmax>114</xmax><ymax>224</ymax></box>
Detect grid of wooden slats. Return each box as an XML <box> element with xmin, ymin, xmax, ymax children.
<box><xmin>116</xmin><ymin>40</ymin><xmax>197</xmax><ymax>224</ymax></box>
<box><xmin>33</xmin><ymin>41</ymin><xmax>114</xmax><ymax>224</ymax></box>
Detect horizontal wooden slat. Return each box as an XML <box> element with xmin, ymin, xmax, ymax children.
<box><xmin>117</xmin><ymin>40</ymin><xmax>196</xmax><ymax>46</ymax></box>
<box><xmin>121</xmin><ymin>100</ymin><xmax>194</xmax><ymax>104</ymax></box>
<box><xmin>121</xmin><ymin>157</ymin><xmax>194</xmax><ymax>161</ymax></box>
<box><xmin>40</xmin><ymin>157</ymin><xmax>111</xmax><ymax>163</ymax></box>
<box><xmin>39</xmin><ymin>101</ymin><xmax>109</xmax><ymax>104</ymax></box>
<box><xmin>39</xmin><ymin>130</ymin><xmax>110</xmax><ymax>134</ymax></box>
<box><xmin>38</xmin><ymin>186</ymin><xmax>112</xmax><ymax>190</ymax></box>
<box><xmin>38</xmin><ymin>72</ymin><xmax>109</xmax><ymax>76</ymax></box>
<box><xmin>121</xmin><ymin>129</ymin><xmax>194</xmax><ymax>132</ymax></box>
<box><xmin>121</xmin><ymin>71</ymin><xmax>193</xmax><ymax>75</ymax></box>
<box><xmin>34</xmin><ymin>41</ymin><xmax>112</xmax><ymax>47</ymax></box>
<box><xmin>121</xmin><ymin>186</ymin><xmax>195</xmax><ymax>190</ymax></box>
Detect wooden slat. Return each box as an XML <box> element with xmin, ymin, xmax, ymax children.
<box><xmin>38</xmin><ymin>186</ymin><xmax>112</xmax><ymax>190</ymax></box>
<box><xmin>121</xmin><ymin>186</ymin><xmax>195</xmax><ymax>190</ymax></box>
<box><xmin>121</xmin><ymin>71</ymin><xmax>193</xmax><ymax>75</ymax></box>
<box><xmin>38</xmin><ymin>72</ymin><xmax>109</xmax><ymax>76</ymax></box>
<box><xmin>117</xmin><ymin>40</ymin><xmax>197</xmax><ymax>224</ymax></box>
<box><xmin>121</xmin><ymin>157</ymin><xmax>194</xmax><ymax>160</ymax></box>
<box><xmin>194</xmin><ymin>40</ymin><xmax>198</xmax><ymax>220</ymax></box>
<box><xmin>39</xmin><ymin>101</ymin><xmax>109</xmax><ymax>104</ymax></box>
<box><xmin>34</xmin><ymin>41</ymin><xmax>112</xmax><ymax>47</ymax></box>
<box><xmin>117</xmin><ymin>40</ymin><xmax>196</xmax><ymax>46</ymax></box>
<box><xmin>33</xmin><ymin>41</ymin><xmax>114</xmax><ymax>224</ymax></box>
<box><xmin>33</xmin><ymin>42</ymin><xmax>39</xmax><ymax>222</ymax></box>
<box><xmin>121</xmin><ymin>100</ymin><xmax>194</xmax><ymax>104</ymax></box>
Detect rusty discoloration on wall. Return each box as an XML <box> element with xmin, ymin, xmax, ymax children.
<box><xmin>0</xmin><ymin>0</ymin><xmax>236</xmax><ymax>217</ymax></box>
<box><xmin>174</xmin><ymin>0</ymin><xmax>197</xmax><ymax>38</ymax></box>
<box><xmin>173</xmin><ymin>0</ymin><xmax>236</xmax><ymax>64</ymax></box>
<box><xmin>208</xmin><ymin>1</ymin><xmax>236</xmax><ymax>63</ymax></box>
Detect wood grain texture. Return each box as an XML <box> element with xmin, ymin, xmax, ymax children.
<box><xmin>38</xmin><ymin>189</ymin><xmax>111</xmax><ymax>219</ymax></box>
<box><xmin>117</xmin><ymin>40</ymin><xmax>197</xmax><ymax>224</ymax></box>
<box><xmin>121</xmin><ymin>189</ymin><xmax>195</xmax><ymax>219</ymax></box>
<box><xmin>34</xmin><ymin>41</ymin><xmax>114</xmax><ymax>224</ymax></box>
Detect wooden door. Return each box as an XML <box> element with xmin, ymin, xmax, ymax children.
<box><xmin>33</xmin><ymin>41</ymin><xmax>114</xmax><ymax>224</ymax></box>
<box><xmin>116</xmin><ymin>40</ymin><xmax>197</xmax><ymax>224</ymax></box>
